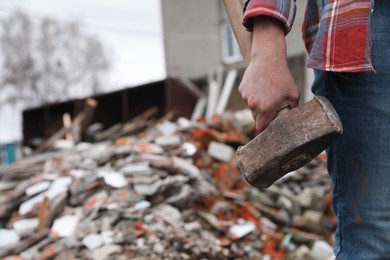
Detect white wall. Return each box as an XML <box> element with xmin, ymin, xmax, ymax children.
<box><xmin>0</xmin><ymin>105</ymin><xmax>22</xmax><ymax>143</ymax></box>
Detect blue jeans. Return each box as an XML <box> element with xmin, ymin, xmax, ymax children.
<box><xmin>311</xmin><ymin>1</ymin><xmax>390</xmax><ymax>258</ymax></box>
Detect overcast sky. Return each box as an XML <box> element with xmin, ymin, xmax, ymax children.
<box><xmin>0</xmin><ymin>0</ymin><xmax>166</xmax><ymax>142</ymax></box>
<box><xmin>0</xmin><ymin>0</ymin><xmax>166</xmax><ymax>88</ymax></box>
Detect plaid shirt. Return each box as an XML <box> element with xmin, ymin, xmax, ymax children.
<box><xmin>243</xmin><ymin>0</ymin><xmax>375</xmax><ymax>72</ymax></box>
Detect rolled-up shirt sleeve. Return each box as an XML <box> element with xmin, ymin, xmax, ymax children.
<box><xmin>242</xmin><ymin>0</ymin><xmax>296</xmax><ymax>35</ymax></box>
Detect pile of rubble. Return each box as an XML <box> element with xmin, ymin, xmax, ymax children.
<box><xmin>0</xmin><ymin>111</ymin><xmax>335</xmax><ymax>259</ymax></box>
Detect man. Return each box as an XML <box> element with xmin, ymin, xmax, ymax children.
<box><xmin>240</xmin><ymin>0</ymin><xmax>390</xmax><ymax>258</ymax></box>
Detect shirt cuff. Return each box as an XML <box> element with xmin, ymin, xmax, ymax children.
<box><xmin>242</xmin><ymin>0</ymin><xmax>296</xmax><ymax>35</ymax></box>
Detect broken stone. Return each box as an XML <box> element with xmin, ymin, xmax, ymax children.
<box><xmin>303</xmin><ymin>210</ymin><xmax>323</xmax><ymax>225</ymax></box>
<box><xmin>0</xmin><ymin>182</ymin><xmax>20</xmax><ymax>194</ymax></box>
<box><xmin>92</xmin><ymin>245</ymin><xmax>122</xmax><ymax>260</ymax></box>
<box><xmin>296</xmin><ymin>187</ymin><xmax>316</xmax><ymax>208</ymax></box>
<box><xmin>286</xmin><ymin>245</ymin><xmax>315</xmax><ymax>260</ymax></box>
<box><xmin>110</xmin><ymin>189</ymin><xmax>141</xmax><ymax>204</ymax></box>
<box><xmin>184</xmin><ymin>221</ymin><xmax>202</xmax><ymax>232</ymax></box>
<box><xmin>166</xmin><ymin>184</ymin><xmax>193</xmax><ymax>208</ymax></box>
<box><xmin>311</xmin><ymin>241</ymin><xmax>334</xmax><ymax>260</ymax></box>
<box><xmin>101</xmin><ymin>172</ymin><xmax>128</xmax><ymax>189</ymax></box>
<box><xmin>13</xmin><ymin>218</ymin><xmax>39</xmax><ymax>235</ymax></box>
<box><xmin>19</xmin><ymin>194</ymin><xmax>45</xmax><ymax>216</ymax></box>
<box><xmin>46</xmin><ymin>176</ymin><xmax>73</xmax><ymax>200</ymax></box>
<box><xmin>153</xmin><ymin>242</ymin><xmax>164</xmax><ymax>254</ymax></box>
<box><xmin>207</xmin><ymin>141</ymin><xmax>234</xmax><ymax>162</ymax></box>
<box><xmin>277</xmin><ymin>194</ymin><xmax>294</xmax><ymax>212</ymax></box>
<box><xmin>0</xmin><ymin>229</ymin><xmax>20</xmax><ymax>248</ymax></box>
<box><xmin>177</xmin><ymin>117</ymin><xmax>194</xmax><ymax>129</ymax></box>
<box><xmin>133</xmin><ymin>200</ymin><xmax>151</xmax><ymax>211</ymax></box>
<box><xmin>229</xmin><ymin>219</ymin><xmax>256</xmax><ymax>240</ymax></box>
<box><xmin>101</xmin><ymin>231</ymin><xmax>124</xmax><ymax>245</ymax></box>
<box><xmin>133</xmin><ymin>143</ymin><xmax>164</xmax><ymax>154</ymax></box>
<box><xmin>53</xmin><ymin>139</ymin><xmax>75</xmax><ymax>150</ymax></box>
<box><xmin>153</xmin><ymin>204</ymin><xmax>183</xmax><ymax>228</ymax></box>
<box><xmin>154</xmin><ymin>135</ymin><xmax>181</xmax><ymax>147</ymax></box>
<box><xmin>261</xmin><ymin>218</ymin><xmax>278</xmax><ymax>233</ymax></box>
<box><xmin>83</xmin><ymin>191</ymin><xmax>108</xmax><ymax>218</ymax></box>
<box><xmin>248</xmin><ymin>189</ymin><xmax>277</xmax><ymax>208</ymax></box>
<box><xmin>172</xmin><ymin>156</ymin><xmax>200</xmax><ymax>177</ymax></box>
<box><xmin>82</xmin><ymin>233</ymin><xmax>104</xmax><ymax>251</ymax></box>
<box><xmin>180</xmin><ymin>142</ymin><xmax>197</xmax><ymax>157</ymax></box>
<box><xmin>51</xmin><ymin>215</ymin><xmax>79</xmax><ymax>238</ymax></box>
<box><xmin>156</xmin><ymin>121</ymin><xmax>177</xmax><ymax>136</ymax></box>
<box><xmin>197</xmin><ymin>211</ymin><xmax>222</xmax><ymax>231</ymax></box>
<box><xmin>119</xmin><ymin>162</ymin><xmax>152</xmax><ymax>176</ymax></box>
<box><xmin>134</xmin><ymin>180</ymin><xmax>162</xmax><ymax>196</ymax></box>
<box><xmin>0</xmin><ymin>111</ymin><xmax>335</xmax><ymax>259</ymax></box>
<box><xmin>25</xmin><ymin>181</ymin><xmax>51</xmax><ymax>197</ymax></box>
<box><xmin>69</xmin><ymin>169</ymin><xmax>88</xmax><ymax>178</ymax></box>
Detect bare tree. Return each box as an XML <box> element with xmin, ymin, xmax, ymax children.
<box><xmin>0</xmin><ymin>10</ymin><xmax>111</xmax><ymax>108</ymax></box>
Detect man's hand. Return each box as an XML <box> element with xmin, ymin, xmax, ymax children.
<box><xmin>239</xmin><ymin>16</ymin><xmax>299</xmax><ymax>132</ymax></box>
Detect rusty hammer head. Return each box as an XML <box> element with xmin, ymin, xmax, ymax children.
<box><xmin>237</xmin><ymin>96</ymin><xmax>342</xmax><ymax>188</ymax></box>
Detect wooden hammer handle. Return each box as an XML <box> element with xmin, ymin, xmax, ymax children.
<box><xmin>276</xmin><ymin>107</ymin><xmax>290</xmax><ymax>117</ymax></box>
<box><xmin>222</xmin><ymin>0</ymin><xmax>252</xmax><ymax>66</ymax></box>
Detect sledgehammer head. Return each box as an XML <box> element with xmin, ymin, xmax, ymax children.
<box><xmin>237</xmin><ymin>96</ymin><xmax>343</xmax><ymax>188</ymax></box>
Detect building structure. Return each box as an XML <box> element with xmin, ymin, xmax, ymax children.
<box><xmin>161</xmin><ymin>0</ymin><xmax>313</xmax><ymax>108</ymax></box>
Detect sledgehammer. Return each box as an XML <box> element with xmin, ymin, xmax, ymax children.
<box><xmin>223</xmin><ymin>0</ymin><xmax>343</xmax><ymax>188</ymax></box>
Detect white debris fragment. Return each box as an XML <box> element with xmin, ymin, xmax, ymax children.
<box><xmin>157</xmin><ymin>121</ymin><xmax>177</xmax><ymax>135</ymax></box>
<box><xmin>46</xmin><ymin>176</ymin><xmax>73</xmax><ymax>200</ymax></box>
<box><xmin>232</xmin><ymin>109</ymin><xmax>254</xmax><ymax>129</ymax></box>
<box><xmin>102</xmin><ymin>172</ymin><xmax>128</xmax><ymax>189</ymax></box>
<box><xmin>54</xmin><ymin>139</ymin><xmax>75</xmax><ymax>149</ymax></box>
<box><xmin>19</xmin><ymin>194</ymin><xmax>44</xmax><ymax>215</ymax></box>
<box><xmin>25</xmin><ymin>181</ymin><xmax>51</xmax><ymax>196</ymax></box>
<box><xmin>75</xmin><ymin>142</ymin><xmax>93</xmax><ymax>151</ymax></box>
<box><xmin>296</xmin><ymin>187</ymin><xmax>315</xmax><ymax>207</ymax></box>
<box><xmin>120</xmin><ymin>162</ymin><xmax>151</xmax><ymax>175</ymax></box>
<box><xmin>82</xmin><ymin>233</ymin><xmax>104</xmax><ymax>251</ymax></box>
<box><xmin>229</xmin><ymin>219</ymin><xmax>256</xmax><ymax>240</ymax></box>
<box><xmin>303</xmin><ymin>210</ymin><xmax>323</xmax><ymax>224</ymax></box>
<box><xmin>0</xmin><ymin>229</ymin><xmax>20</xmax><ymax>248</ymax></box>
<box><xmin>69</xmin><ymin>169</ymin><xmax>88</xmax><ymax>178</ymax></box>
<box><xmin>153</xmin><ymin>204</ymin><xmax>183</xmax><ymax>228</ymax></box>
<box><xmin>84</xmin><ymin>191</ymin><xmax>108</xmax><ymax>214</ymax></box>
<box><xmin>0</xmin><ymin>181</ymin><xmax>19</xmax><ymax>192</ymax></box>
<box><xmin>181</xmin><ymin>142</ymin><xmax>197</xmax><ymax>157</ymax></box>
<box><xmin>133</xmin><ymin>143</ymin><xmax>164</xmax><ymax>154</ymax></box>
<box><xmin>137</xmin><ymin>238</ymin><xmax>145</xmax><ymax>248</ymax></box>
<box><xmin>134</xmin><ymin>180</ymin><xmax>162</xmax><ymax>196</ymax></box>
<box><xmin>177</xmin><ymin>117</ymin><xmax>193</xmax><ymax>129</ymax></box>
<box><xmin>261</xmin><ymin>218</ymin><xmax>278</xmax><ymax>232</ymax></box>
<box><xmin>184</xmin><ymin>221</ymin><xmax>202</xmax><ymax>231</ymax></box>
<box><xmin>155</xmin><ymin>135</ymin><xmax>181</xmax><ymax>147</ymax></box>
<box><xmin>207</xmin><ymin>141</ymin><xmax>234</xmax><ymax>162</ymax></box>
<box><xmin>311</xmin><ymin>241</ymin><xmax>334</xmax><ymax>260</ymax></box>
<box><xmin>51</xmin><ymin>215</ymin><xmax>79</xmax><ymax>237</ymax></box>
<box><xmin>134</xmin><ymin>200</ymin><xmax>151</xmax><ymax>210</ymax></box>
<box><xmin>13</xmin><ymin>218</ymin><xmax>39</xmax><ymax>235</ymax></box>
<box><xmin>100</xmin><ymin>231</ymin><xmax>123</xmax><ymax>245</ymax></box>
<box><xmin>93</xmin><ymin>245</ymin><xmax>122</xmax><ymax>260</ymax></box>
<box><xmin>101</xmin><ymin>231</ymin><xmax>115</xmax><ymax>244</ymax></box>
<box><xmin>153</xmin><ymin>242</ymin><xmax>164</xmax><ymax>254</ymax></box>
<box><xmin>197</xmin><ymin>211</ymin><xmax>222</xmax><ymax>231</ymax></box>
<box><xmin>172</xmin><ymin>156</ymin><xmax>200</xmax><ymax>177</ymax></box>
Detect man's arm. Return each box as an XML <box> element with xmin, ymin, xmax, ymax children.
<box><xmin>240</xmin><ymin>0</ymin><xmax>299</xmax><ymax>132</ymax></box>
<box><xmin>239</xmin><ymin>16</ymin><xmax>299</xmax><ymax>132</ymax></box>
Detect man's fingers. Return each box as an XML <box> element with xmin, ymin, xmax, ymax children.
<box><xmin>251</xmin><ymin>110</ymin><xmax>257</xmax><ymax>122</ymax></box>
<box><xmin>252</xmin><ymin>105</ymin><xmax>277</xmax><ymax>132</ymax></box>
<box><xmin>255</xmin><ymin>113</ymin><xmax>276</xmax><ymax>132</ymax></box>
<box><xmin>254</xmin><ymin>102</ymin><xmax>292</xmax><ymax>132</ymax></box>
